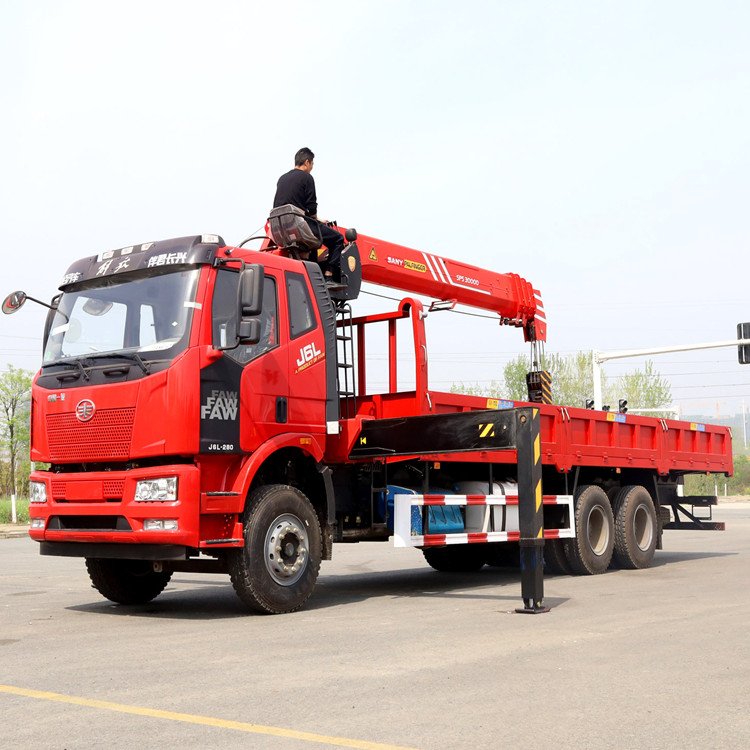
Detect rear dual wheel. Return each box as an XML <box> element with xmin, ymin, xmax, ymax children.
<box><xmin>544</xmin><ymin>539</ymin><xmax>572</xmax><ymax>575</ymax></box>
<box><xmin>563</xmin><ymin>485</ymin><xmax>614</xmax><ymax>575</ymax></box>
<box><xmin>611</xmin><ymin>485</ymin><xmax>657</xmax><ymax>569</ymax></box>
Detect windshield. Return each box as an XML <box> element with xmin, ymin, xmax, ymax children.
<box><xmin>43</xmin><ymin>269</ymin><xmax>200</xmax><ymax>364</ymax></box>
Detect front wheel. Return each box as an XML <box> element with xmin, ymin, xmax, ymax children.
<box><xmin>85</xmin><ymin>558</ymin><xmax>172</xmax><ymax>604</ymax></box>
<box><xmin>228</xmin><ymin>484</ymin><xmax>322</xmax><ymax>614</ymax></box>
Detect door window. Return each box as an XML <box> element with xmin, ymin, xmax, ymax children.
<box><xmin>212</xmin><ymin>269</ymin><xmax>278</xmax><ymax>365</ymax></box>
<box><xmin>286</xmin><ymin>272</ymin><xmax>317</xmax><ymax>339</ymax></box>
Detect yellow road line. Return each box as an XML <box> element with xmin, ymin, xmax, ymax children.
<box><xmin>0</xmin><ymin>684</ymin><xmax>416</xmax><ymax>750</ymax></box>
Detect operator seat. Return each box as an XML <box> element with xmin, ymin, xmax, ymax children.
<box><xmin>268</xmin><ymin>204</ymin><xmax>322</xmax><ymax>257</ymax></box>
<box><xmin>267</xmin><ymin>204</ymin><xmax>362</xmax><ymax>305</ymax></box>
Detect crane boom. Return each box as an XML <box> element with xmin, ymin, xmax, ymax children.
<box><xmin>351</xmin><ymin>232</ymin><xmax>546</xmax><ymax>342</ymax></box>
<box><xmin>261</xmin><ymin>212</ymin><xmax>545</xmax><ymax>343</ymax></box>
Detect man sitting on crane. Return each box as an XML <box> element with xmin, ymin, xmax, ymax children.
<box><xmin>273</xmin><ymin>147</ymin><xmax>344</xmax><ymax>283</ymax></box>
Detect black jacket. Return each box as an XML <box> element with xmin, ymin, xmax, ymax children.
<box><xmin>273</xmin><ymin>169</ymin><xmax>317</xmax><ymax>216</ymax></box>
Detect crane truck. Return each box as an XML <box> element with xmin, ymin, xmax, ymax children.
<box><xmin>3</xmin><ymin>209</ymin><xmax>732</xmax><ymax>614</ymax></box>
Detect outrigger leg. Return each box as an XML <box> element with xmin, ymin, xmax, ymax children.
<box><xmin>515</xmin><ymin>408</ymin><xmax>550</xmax><ymax>614</ymax></box>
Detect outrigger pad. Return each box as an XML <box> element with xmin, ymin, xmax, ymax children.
<box><xmin>268</xmin><ymin>204</ymin><xmax>322</xmax><ymax>251</ymax></box>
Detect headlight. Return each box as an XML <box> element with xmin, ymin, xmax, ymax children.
<box><xmin>29</xmin><ymin>481</ymin><xmax>48</xmax><ymax>504</ymax></box>
<box><xmin>134</xmin><ymin>477</ymin><xmax>178</xmax><ymax>502</ymax></box>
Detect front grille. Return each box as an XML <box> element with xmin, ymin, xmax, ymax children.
<box><xmin>103</xmin><ymin>479</ymin><xmax>125</xmax><ymax>498</ymax></box>
<box><xmin>50</xmin><ymin>478</ymin><xmax>125</xmax><ymax>502</ymax></box>
<box><xmin>46</xmin><ymin>408</ymin><xmax>136</xmax><ymax>462</ymax></box>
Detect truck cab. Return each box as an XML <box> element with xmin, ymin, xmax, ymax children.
<box><xmin>28</xmin><ymin>236</ymin><xmax>343</xmax><ymax>593</ymax></box>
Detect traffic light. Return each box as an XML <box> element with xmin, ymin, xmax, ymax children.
<box><xmin>739</xmin><ymin>323</ymin><xmax>750</xmax><ymax>365</ymax></box>
<box><xmin>618</xmin><ymin>399</ymin><xmax>628</xmax><ymax>414</ymax></box>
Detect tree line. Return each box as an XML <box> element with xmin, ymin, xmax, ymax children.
<box><xmin>451</xmin><ymin>351</ymin><xmax>673</xmax><ymax>414</ymax></box>
<box><xmin>0</xmin><ymin>366</ymin><xmax>32</xmax><ymax>498</ymax></box>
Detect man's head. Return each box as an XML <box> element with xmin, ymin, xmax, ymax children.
<box><xmin>294</xmin><ymin>147</ymin><xmax>315</xmax><ymax>172</ymax></box>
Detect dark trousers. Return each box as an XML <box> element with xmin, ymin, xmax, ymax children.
<box><xmin>305</xmin><ymin>218</ymin><xmax>344</xmax><ymax>280</ymax></box>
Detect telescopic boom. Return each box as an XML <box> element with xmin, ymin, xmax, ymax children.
<box><xmin>352</xmin><ymin>232</ymin><xmax>546</xmax><ymax>343</ymax></box>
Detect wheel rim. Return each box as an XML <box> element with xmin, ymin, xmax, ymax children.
<box><xmin>587</xmin><ymin>506</ymin><xmax>610</xmax><ymax>556</ymax></box>
<box><xmin>633</xmin><ymin>504</ymin><xmax>654</xmax><ymax>551</ymax></box>
<box><xmin>264</xmin><ymin>513</ymin><xmax>309</xmax><ymax>586</ymax></box>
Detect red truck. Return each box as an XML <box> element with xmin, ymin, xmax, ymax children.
<box><xmin>3</xmin><ymin>213</ymin><xmax>732</xmax><ymax>614</ymax></box>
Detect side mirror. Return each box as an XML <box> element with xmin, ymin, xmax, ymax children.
<box><xmin>2</xmin><ymin>291</ymin><xmax>27</xmax><ymax>315</ymax></box>
<box><xmin>238</xmin><ymin>318</ymin><xmax>261</xmax><ymax>345</ymax></box>
<box><xmin>239</xmin><ymin>265</ymin><xmax>264</xmax><ymax>317</ymax></box>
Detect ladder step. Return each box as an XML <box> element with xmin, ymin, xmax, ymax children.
<box><xmin>336</xmin><ymin>335</ymin><xmax>352</xmax><ymax>341</ymax></box>
<box><xmin>338</xmin><ymin>363</ymin><xmax>354</xmax><ymax>369</ymax></box>
<box><xmin>682</xmin><ymin>495</ymin><xmax>719</xmax><ymax>506</ymax></box>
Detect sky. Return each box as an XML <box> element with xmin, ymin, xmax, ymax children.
<box><xmin>1</xmin><ymin>0</ymin><xmax>748</xmax><ymax>417</ymax></box>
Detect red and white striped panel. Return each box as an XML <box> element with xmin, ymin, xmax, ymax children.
<box><xmin>393</xmin><ymin>493</ymin><xmax>575</xmax><ymax>549</ymax></box>
<box><xmin>411</xmin><ymin>494</ymin><xmax>571</xmax><ymax>506</ymax></box>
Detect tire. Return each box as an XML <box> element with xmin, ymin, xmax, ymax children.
<box><xmin>228</xmin><ymin>484</ymin><xmax>322</xmax><ymax>614</ymax></box>
<box><xmin>422</xmin><ymin>545</ymin><xmax>486</xmax><ymax>572</ymax></box>
<box><xmin>85</xmin><ymin>558</ymin><xmax>172</xmax><ymax>604</ymax></box>
<box><xmin>611</xmin><ymin>485</ymin><xmax>657</xmax><ymax>569</ymax></box>
<box><xmin>563</xmin><ymin>485</ymin><xmax>614</xmax><ymax>575</ymax></box>
<box><xmin>544</xmin><ymin>539</ymin><xmax>572</xmax><ymax>575</ymax></box>
<box><xmin>484</xmin><ymin>542</ymin><xmax>520</xmax><ymax>568</ymax></box>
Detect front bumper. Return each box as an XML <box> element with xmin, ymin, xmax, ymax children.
<box><xmin>29</xmin><ymin>464</ymin><xmax>202</xmax><ymax>548</ymax></box>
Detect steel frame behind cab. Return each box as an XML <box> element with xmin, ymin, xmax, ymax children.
<box><xmin>338</xmin><ymin>300</ymin><xmax>732</xmax><ymax>477</ymax></box>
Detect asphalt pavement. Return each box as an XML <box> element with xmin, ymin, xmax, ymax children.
<box><xmin>1</xmin><ymin>504</ymin><xmax>749</xmax><ymax>749</ymax></box>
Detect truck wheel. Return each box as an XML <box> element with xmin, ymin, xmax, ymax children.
<box><xmin>544</xmin><ymin>539</ymin><xmax>572</xmax><ymax>575</ymax></box>
<box><xmin>563</xmin><ymin>485</ymin><xmax>614</xmax><ymax>575</ymax></box>
<box><xmin>422</xmin><ymin>545</ymin><xmax>486</xmax><ymax>572</ymax></box>
<box><xmin>612</xmin><ymin>485</ymin><xmax>657</xmax><ymax>569</ymax></box>
<box><xmin>484</xmin><ymin>542</ymin><xmax>520</xmax><ymax>568</ymax></box>
<box><xmin>228</xmin><ymin>484</ymin><xmax>322</xmax><ymax>614</ymax></box>
<box><xmin>85</xmin><ymin>558</ymin><xmax>172</xmax><ymax>604</ymax></box>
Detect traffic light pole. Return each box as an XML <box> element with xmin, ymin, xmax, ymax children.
<box><xmin>592</xmin><ymin>337</ymin><xmax>750</xmax><ymax>411</ymax></box>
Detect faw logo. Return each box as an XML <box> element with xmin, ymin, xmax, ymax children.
<box><xmin>75</xmin><ymin>399</ymin><xmax>96</xmax><ymax>422</ymax></box>
<box><xmin>295</xmin><ymin>342</ymin><xmax>324</xmax><ymax>373</ymax></box>
<box><xmin>201</xmin><ymin>390</ymin><xmax>238</xmax><ymax>420</ymax></box>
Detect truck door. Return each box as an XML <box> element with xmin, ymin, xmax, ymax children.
<box><xmin>284</xmin><ymin>270</ymin><xmax>330</xmax><ymax>434</ymax></box>
<box><xmin>237</xmin><ymin>270</ymin><xmax>291</xmax><ymax>449</ymax></box>
<box><xmin>202</xmin><ymin>267</ymin><xmax>288</xmax><ymax>454</ymax></box>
